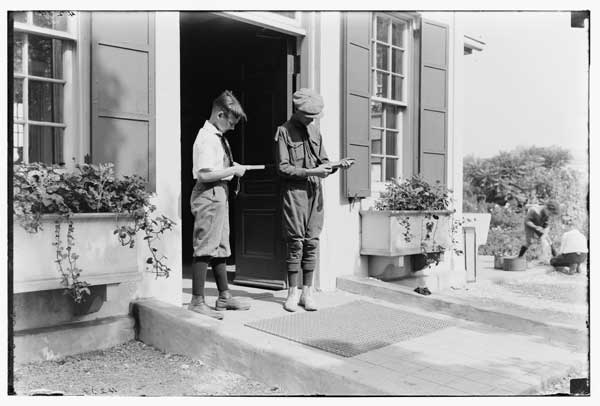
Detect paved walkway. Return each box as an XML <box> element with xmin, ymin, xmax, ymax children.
<box><xmin>139</xmin><ymin>277</ymin><xmax>590</xmax><ymax>395</ymax></box>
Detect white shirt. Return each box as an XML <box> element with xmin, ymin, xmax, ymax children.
<box><xmin>559</xmin><ymin>229</ymin><xmax>588</xmax><ymax>254</ymax></box>
<box><xmin>192</xmin><ymin>121</ymin><xmax>233</xmax><ymax>181</ymax></box>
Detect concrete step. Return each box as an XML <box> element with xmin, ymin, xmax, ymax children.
<box><xmin>133</xmin><ymin>293</ymin><xmax>587</xmax><ymax>395</ymax></box>
<box><xmin>336</xmin><ymin>276</ymin><xmax>588</xmax><ymax>351</ymax></box>
<box><xmin>133</xmin><ymin>298</ymin><xmax>393</xmax><ymax>395</ymax></box>
<box><xmin>14</xmin><ymin>315</ymin><xmax>135</xmax><ymax>364</ymax></box>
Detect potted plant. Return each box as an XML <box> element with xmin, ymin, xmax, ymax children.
<box><xmin>483</xmin><ymin>226</ymin><xmax>519</xmax><ymax>269</ymax></box>
<box><xmin>360</xmin><ymin>176</ymin><xmax>461</xmax><ymax>270</ymax></box>
<box><xmin>13</xmin><ymin>162</ymin><xmax>175</xmax><ymax>309</ymax></box>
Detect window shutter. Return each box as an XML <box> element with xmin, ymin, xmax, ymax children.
<box><xmin>418</xmin><ymin>19</ymin><xmax>448</xmax><ymax>186</ymax></box>
<box><xmin>342</xmin><ymin>12</ymin><xmax>371</xmax><ymax>198</ymax></box>
<box><xmin>91</xmin><ymin>12</ymin><xmax>156</xmax><ymax>190</ymax></box>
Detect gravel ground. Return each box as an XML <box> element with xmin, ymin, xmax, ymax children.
<box><xmin>14</xmin><ymin>340</ymin><xmax>284</xmax><ymax>396</ymax></box>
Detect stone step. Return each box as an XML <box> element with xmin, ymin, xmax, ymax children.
<box><xmin>336</xmin><ymin>276</ymin><xmax>587</xmax><ymax>352</ymax></box>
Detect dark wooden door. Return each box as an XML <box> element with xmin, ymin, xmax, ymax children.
<box><xmin>233</xmin><ymin>36</ymin><xmax>294</xmax><ymax>289</ymax></box>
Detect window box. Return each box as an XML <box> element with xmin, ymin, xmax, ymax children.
<box><xmin>360</xmin><ymin>210</ymin><xmax>453</xmax><ymax>256</ymax></box>
<box><xmin>13</xmin><ymin>213</ymin><xmax>140</xmax><ymax>294</ymax></box>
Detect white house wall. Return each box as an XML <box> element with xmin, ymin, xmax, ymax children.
<box><xmin>136</xmin><ymin>12</ymin><xmax>183</xmax><ymax>305</ymax></box>
<box><xmin>316</xmin><ymin>12</ymin><xmax>369</xmax><ymax>290</ymax></box>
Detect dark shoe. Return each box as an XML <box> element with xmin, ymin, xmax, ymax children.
<box><xmin>215</xmin><ymin>296</ymin><xmax>250</xmax><ymax>311</ymax></box>
<box><xmin>188</xmin><ymin>302</ymin><xmax>223</xmax><ymax>320</ymax></box>
<box><xmin>414</xmin><ymin>287</ymin><xmax>432</xmax><ymax>296</ymax></box>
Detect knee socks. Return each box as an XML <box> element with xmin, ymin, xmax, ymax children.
<box><xmin>287</xmin><ymin>270</ymin><xmax>313</xmax><ymax>288</ymax></box>
<box><xmin>302</xmin><ymin>270</ymin><xmax>314</xmax><ymax>287</ymax></box>
<box><xmin>192</xmin><ymin>256</ymin><xmax>230</xmax><ymax>297</ymax></box>
<box><xmin>287</xmin><ymin>271</ymin><xmax>299</xmax><ymax>288</ymax></box>
<box><xmin>191</xmin><ymin>256</ymin><xmax>210</xmax><ymax>297</ymax></box>
<box><xmin>211</xmin><ymin>257</ymin><xmax>230</xmax><ymax>295</ymax></box>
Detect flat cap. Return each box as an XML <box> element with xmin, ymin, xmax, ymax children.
<box><xmin>293</xmin><ymin>88</ymin><xmax>324</xmax><ymax>118</ymax></box>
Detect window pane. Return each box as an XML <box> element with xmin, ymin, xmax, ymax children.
<box><xmin>376</xmin><ymin>44</ymin><xmax>389</xmax><ymax>70</ymax></box>
<box><xmin>371</xmin><ymin>102</ymin><xmax>383</xmax><ymax>128</ymax></box>
<box><xmin>32</xmin><ymin>11</ymin><xmax>69</xmax><ymax>31</ymax></box>
<box><xmin>386</xmin><ymin>158</ymin><xmax>398</xmax><ymax>180</ymax></box>
<box><xmin>385</xmin><ymin>105</ymin><xmax>398</xmax><ymax>129</ymax></box>
<box><xmin>14</xmin><ymin>79</ymin><xmax>24</xmax><ymax>121</ymax></box>
<box><xmin>29</xmin><ymin>125</ymin><xmax>64</xmax><ymax>165</ymax></box>
<box><xmin>371</xmin><ymin>157</ymin><xmax>383</xmax><ymax>184</ymax></box>
<box><xmin>13</xmin><ymin>32</ymin><xmax>24</xmax><ymax>73</ymax></box>
<box><xmin>371</xmin><ymin>129</ymin><xmax>383</xmax><ymax>154</ymax></box>
<box><xmin>29</xmin><ymin>81</ymin><xmax>64</xmax><ymax>123</ymax></box>
<box><xmin>392</xmin><ymin>48</ymin><xmax>404</xmax><ymax>74</ymax></box>
<box><xmin>376</xmin><ymin>71</ymin><xmax>389</xmax><ymax>98</ymax></box>
<box><xmin>28</xmin><ymin>35</ymin><xmax>63</xmax><ymax>78</ymax></box>
<box><xmin>392</xmin><ymin>21</ymin><xmax>405</xmax><ymax>46</ymax></box>
<box><xmin>376</xmin><ymin>17</ymin><xmax>390</xmax><ymax>42</ymax></box>
<box><xmin>13</xmin><ymin>124</ymin><xmax>25</xmax><ymax>164</ymax></box>
<box><xmin>386</xmin><ymin>131</ymin><xmax>398</xmax><ymax>155</ymax></box>
<box><xmin>392</xmin><ymin>76</ymin><xmax>403</xmax><ymax>101</ymax></box>
<box><xmin>12</xmin><ymin>12</ymin><xmax>28</xmax><ymax>23</ymax></box>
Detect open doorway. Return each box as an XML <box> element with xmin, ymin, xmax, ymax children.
<box><xmin>180</xmin><ymin>13</ymin><xmax>297</xmax><ymax>289</ymax></box>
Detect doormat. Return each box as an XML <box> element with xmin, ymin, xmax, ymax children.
<box><xmin>245</xmin><ymin>301</ymin><xmax>453</xmax><ymax>357</ymax></box>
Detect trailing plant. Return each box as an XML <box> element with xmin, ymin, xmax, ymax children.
<box><xmin>13</xmin><ymin>162</ymin><xmax>176</xmax><ymax>302</ymax></box>
<box><xmin>374</xmin><ymin>176</ymin><xmax>461</xmax><ymax>270</ymax></box>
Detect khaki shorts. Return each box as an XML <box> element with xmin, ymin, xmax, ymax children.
<box><xmin>190</xmin><ymin>181</ymin><xmax>230</xmax><ymax>258</ymax></box>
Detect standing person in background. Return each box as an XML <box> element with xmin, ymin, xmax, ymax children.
<box><xmin>517</xmin><ymin>201</ymin><xmax>560</xmax><ymax>259</ymax></box>
<box><xmin>274</xmin><ymin>88</ymin><xmax>353</xmax><ymax>312</ymax></box>
<box><xmin>188</xmin><ymin>90</ymin><xmax>251</xmax><ymax>320</ymax></box>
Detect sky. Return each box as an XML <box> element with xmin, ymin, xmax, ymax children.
<box><xmin>460</xmin><ymin>11</ymin><xmax>589</xmax><ymax>161</ymax></box>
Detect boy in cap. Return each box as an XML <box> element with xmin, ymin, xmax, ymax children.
<box><xmin>189</xmin><ymin>90</ymin><xmax>250</xmax><ymax>320</ymax></box>
<box><xmin>274</xmin><ymin>88</ymin><xmax>353</xmax><ymax>312</ymax></box>
<box><xmin>518</xmin><ymin>201</ymin><xmax>560</xmax><ymax>258</ymax></box>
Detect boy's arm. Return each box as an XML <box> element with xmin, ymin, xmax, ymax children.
<box><xmin>196</xmin><ymin>166</ymin><xmax>243</xmax><ymax>182</ymax></box>
<box><xmin>275</xmin><ymin>128</ymin><xmax>308</xmax><ymax>179</ymax></box>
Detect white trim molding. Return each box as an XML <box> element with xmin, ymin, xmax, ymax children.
<box><xmin>218</xmin><ymin>11</ymin><xmax>307</xmax><ymax>36</ymax></box>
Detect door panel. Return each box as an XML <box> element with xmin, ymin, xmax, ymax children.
<box><xmin>233</xmin><ymin>36</ymin><xmax>290</xmax><ymax>289</ymax></box>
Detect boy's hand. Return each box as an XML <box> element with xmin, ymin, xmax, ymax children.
<box><xmin>312</xmin><ymin>164</ymin><xmax>333</xmax><ymax>178</ymax></box>
<box><xmin>339</xmin><ymin>158</ymin><xmax>355</xmax><ymax>168</ymax></box>
<box><xmin>232</xmin><ymin>164</ymin><xmax>246</xmax><ymax>177</ymax></box>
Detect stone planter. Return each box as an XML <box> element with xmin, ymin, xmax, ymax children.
<box><xmin>13</xmin><ymin>213</ymin><xmax>140</xmax><ymax>294</ymax></box>
<box><xmin>462</xmin><ymin>212</ymin><xmax>491</xmax><ymax>248</ymax></box>
<box><xmin>360</xmin><ymin>210</ymin><xmax>454</xmax><ymax>256</ymax></box>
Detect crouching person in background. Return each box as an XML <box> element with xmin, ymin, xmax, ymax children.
<box><xmin>550</xmin><ymin>218</ymin><xmax>588</xmax><ymax>275</ymax></box>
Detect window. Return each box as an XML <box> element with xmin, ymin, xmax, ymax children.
<box><xmin>12</xmin><ymin>11</ymin><xmax>76</xmax><ymax>165</ymax></box>
<box><xmin>370</xmin><ymin>13</ymin><xmax>409</xmax><ymax>184</ymax></box>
